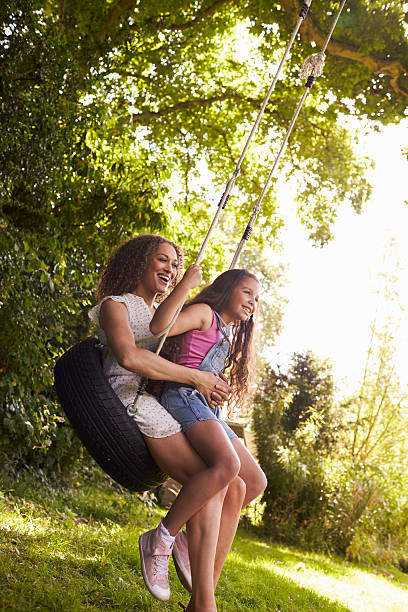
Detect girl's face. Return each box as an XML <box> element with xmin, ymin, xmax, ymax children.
<box><xmin>222</xmin><ymin>276</ymin><xmax>260</xmax><ymax>323</ymax></box>
<box><xmin>141</xmin><ymin>242</ymin><xmax>179</xmax><ymax>295</ymax></box>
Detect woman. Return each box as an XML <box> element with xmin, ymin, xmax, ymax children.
<box><xmin>89</xmin><ymin>234</ymin><xmax>266</xmax><ymax>611</ymax></box>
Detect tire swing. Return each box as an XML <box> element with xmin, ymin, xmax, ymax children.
<box><xmin>54</xmin><ymin>0</ymin><xmax>346</xmax><ymax>493</ymax></box>
<box><xmin>54</xmin><ymin>338</ymin><xmax>165</xmax><ymax>492</ymax></box>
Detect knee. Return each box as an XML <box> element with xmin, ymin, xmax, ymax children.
<box><xmin>246</xmin><ymin>467</ymin><xmax>267</xmax><ymax>503</ymax></box>
<box><xmin>252</xmin><ymin>468</ymin><xmax>268</xmax><ymax>499</ymax></box>
<box><xmin>213</xmin><ymin>454</ymin><xmax>241</xmax><ymax>489</ymax></box>
<box><xmin>257</xmin><ymin>467</ymin><xmax>268</xmax><ymax>492</ymax></box>
<box><xmin>229</xmin><ymin>476</ymin><xmax>246</xmax><ymax>506</ymax></box>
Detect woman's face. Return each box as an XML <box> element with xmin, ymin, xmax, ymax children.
<box><xmin>142</xmin><ymin>242</ymin><xmax>179</xmax><ymax>295</ymax></box>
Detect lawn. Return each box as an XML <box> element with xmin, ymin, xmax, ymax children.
<box><xmin>0</xmin><ymin>469</ymin><xmax>407</xmax><ymax>611</ymax></box>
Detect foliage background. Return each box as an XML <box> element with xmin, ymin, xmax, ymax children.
<box><xmin>1</xmin><ymin>0</ymin><xmax>408</xmax><ymax>564</ymax></box>
<box><xmin>252</xmin><ymin>346</ymin><xmax>408</xmax><ymax>567</ymax></box>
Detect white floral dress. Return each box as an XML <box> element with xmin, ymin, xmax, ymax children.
<box><xmin>88</xmin><ymin>293</ymin><xmax>182</xmax><ymax>438</ymax></box>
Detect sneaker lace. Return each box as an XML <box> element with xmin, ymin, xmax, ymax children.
<box><xmin>153</xmin><ymin>554</ymin><xmax>169</xmax><ymax>577</ymax></box>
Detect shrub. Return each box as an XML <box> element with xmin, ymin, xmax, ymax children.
<box><xmin>252</xmin><ymin>356</ymin><xmax>408</xmax><ymax>564</ymax></box>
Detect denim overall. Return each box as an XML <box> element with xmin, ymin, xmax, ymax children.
<box><xmin>160</xmin><ymin>311</ymin><xmax>238</xmax><ymax>441</ymax></box>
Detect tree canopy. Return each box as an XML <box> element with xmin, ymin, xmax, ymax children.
<box><xmin>1</xmin><ymin>0</ymin><xmax>407</xmax><ymax>469</ymax></box>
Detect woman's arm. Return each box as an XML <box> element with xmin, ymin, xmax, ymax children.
<box><xmin>100</xmin><ymin>299</ymin><xmax>229</xmax><ymax>403</ymax></box>
<box><xmin>150</xmin><ymin>265</ymin><xmax>212</xmax><ymax>336</ymax></box>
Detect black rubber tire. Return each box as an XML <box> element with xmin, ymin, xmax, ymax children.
<box><xmin>54</xmin><ymin>338</ymin><xmax>167</xmax><ymax>492</ymax></box>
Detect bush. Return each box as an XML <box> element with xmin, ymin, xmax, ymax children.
<box><xmin>252</xmin><ymin>356</ymin><xmax>408</xmax><ymax>564</ymax></box>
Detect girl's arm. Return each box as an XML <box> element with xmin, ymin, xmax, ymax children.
<box><xmin>150</xmin><ymin>264</ymin><xmax>212</xmax><ymax>336</ymax></box>
<box><xmin>100</xmin><ymin>299</ymin><xmax>229</xmax><ymax>404</ymax></box>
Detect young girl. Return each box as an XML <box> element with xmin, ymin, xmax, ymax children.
<box><xmin>139</xmin><ymin>265</ymin><xmax>265</xmax><ymax>609</ymax></box>
<box><xmin>140</xmin><ymin>265</ymin><xmax>263</xmax><ymax>609</ymax></box>
<box><xmin>153</xmin><ymin>266</ymin><xmax>260</xmax><ymax>464</ymax></box>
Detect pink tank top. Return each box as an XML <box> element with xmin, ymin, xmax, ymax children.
<box><xmin>177</xmin><ymin>311</ymin><xmax>223</xmax><ymax>369</ymax></box>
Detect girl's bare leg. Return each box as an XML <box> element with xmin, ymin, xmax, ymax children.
<box><xmin>211</xmin><ymin>475</ymin><xmax>246</xmax><ymax>588</ymax></box>
<box><xmin>153</xmin><ymin>428</ymin><xmax>266</xmax><ymax>594</ymax></box>
<box><xmin>232</xmin><ymin>438</ymin><xmax>267</xmax><ymax>506</ymax></box>
<box><xmin>210</xmin><ymin>442</ymin><xmax>266</xmax><ymax>588</ymax></box>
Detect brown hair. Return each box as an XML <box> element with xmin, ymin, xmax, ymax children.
<box><xmin>164</xmin><ymin>269</ymin><xmax>260</xmax><ymax>408</ymax></box>
<box><xmin>96</xmin><ymin>234</ymin><xmax>184</xmax><ymax>301</ymax></box>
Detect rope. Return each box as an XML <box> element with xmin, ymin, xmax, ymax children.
<box><xmin>132</xmin><ymin>0</ymin><xmax>322</xmax><ymax>406</ymax></box>
<box><xmin>147</xmin><ymin>0</ymin><xmax>313</xmax><ymax>344</ymax></box>
<box><xmin>229</xmin><ymin>0</ymin><xmax>348</xmax><ymax>269</ymax></box>
<box><xmin>195</xmin><ymin>0</ymin><xmax>313</xmax><ymax>264</ymax></box>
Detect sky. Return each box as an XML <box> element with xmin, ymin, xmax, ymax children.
<box><xmin>266</xmin><ymin>120</ymin><xmax>408</xmax><ymax>396</ymax></box>
<box><xmin>223</xmin><ymin>16</ymin><xmax>408</xmax><ymax>397</ymax></box>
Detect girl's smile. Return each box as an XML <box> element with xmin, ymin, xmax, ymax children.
<box><xmin>219</xmin><ymin>277</ymin><xmax>260</xmax><ymax>323</ymax></box>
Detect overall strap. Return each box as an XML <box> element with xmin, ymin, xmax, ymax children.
<box><xmin>214</xmin><ymin>311</ymin><xmax>231</xmax><ymax>344</ymax></box>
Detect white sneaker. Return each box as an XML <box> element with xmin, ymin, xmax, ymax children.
<box><xmin>139</xmin><ymin>527</ymin><xmax>173</xmax><ymax>601</ymax></box>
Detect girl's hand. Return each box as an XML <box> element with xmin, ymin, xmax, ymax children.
<box><xmin>193</xmin><ymin>370</ymin><xmax>231</xmax><ymax>409</ymax></box>
<box><xmin>181</xmin><ymin>264</ymin><xmax>202</xmax><ymax>291</ymax></box>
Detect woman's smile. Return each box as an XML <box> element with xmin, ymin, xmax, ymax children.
<box><xmin>157</xmin><ymin>272</ymin><xmax>172</xmax><ymax>288</ymax></box>
<box><xmin>147</xmin><ymin>243</ymin><xmax>179</xmax><ymax>294</ymax></box>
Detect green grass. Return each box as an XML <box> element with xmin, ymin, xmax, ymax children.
<box><xmin>1</xmin><ymin>470</ymin><xmax>407</xmax><ymax>611</ymax></box>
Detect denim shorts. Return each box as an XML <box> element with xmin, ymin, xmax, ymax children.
<box><xmin>161</xmin><ymin>383</ymin><xmax>237</xmax><ymax>442</ymax></box>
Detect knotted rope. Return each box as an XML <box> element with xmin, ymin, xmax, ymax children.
<box><xmin>299</xmin><ymin>51</ymin><xmax>326</xmax><ymax>78</ymax></box>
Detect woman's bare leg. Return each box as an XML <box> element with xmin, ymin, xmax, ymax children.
<box><xmin>185</xmin><ymin>488</ymin><xmax>226</xmax><ymax>611</ymax></box>
<box><xmin>144</xmin><ymin>432</ymin><xmax>228</xmax><ymax>610</ymax></box>
<box><xmin>143</xmin><ymin>433</ymin><xmax>266</xmax><ymax>606</ymax></box>
<box><xmin>146</xmin><ymin>422</ymin><xmax>240</xmax><ymax>535</ymax></box>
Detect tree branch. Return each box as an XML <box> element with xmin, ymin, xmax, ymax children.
<box><xmin>159</xmin><ymin>0</ymin><xmax>235</xmax><ymax>31</ymax></box>
<box><xmin>130</xmin><ymin>93</ymin><xmax>263</xmax><ymax>123</ymax></box>
<box><xmin>96</xmin><ymin>0</ymin><xmax>138</xmax><ymax>43</ymax></box>
<box><xmin>128</xmin><ymin>0</ymin><xmax>235</xmax><ymax>33</ymax></box>
<box><xmin>281</xmin><ymin>0</ymin><xmax>408</xmax><ymax>99</ymax></box>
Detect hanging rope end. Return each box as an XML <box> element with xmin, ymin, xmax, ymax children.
<box><xmin>133</xmin><ymin>377</ymin><xmax>148</xmax><ymax>410</ymax></box>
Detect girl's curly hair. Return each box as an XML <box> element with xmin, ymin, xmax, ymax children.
<box><xmin>163</xmin><ymin>269</ymin><xmax>259</xmax><ymax>409</ymax></box>
<box><xmin>96</xmin><ymin>234</ymin><xmax>184</xmax><ymax>301</ymax></box>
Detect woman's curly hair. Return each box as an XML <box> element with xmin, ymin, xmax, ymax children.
<box><xmin>96</xmin><ymin>234</ymin><xmax>184</xmax><ymax>301</ymax></box>
<box><xmin>163</xmin><ymin>269</ymin><xmax>259</xmax><ymax>409</ymax></box>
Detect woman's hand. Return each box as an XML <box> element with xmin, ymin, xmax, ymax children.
<box><xmin>181</xmin><ymin>264</ymin><xmax>202</xmax><ymax>291</ymax></box>
<box><xmin>193</xmin><ymin>370</ymin><xmax>231</xmax><ymax>409</ymax></box>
